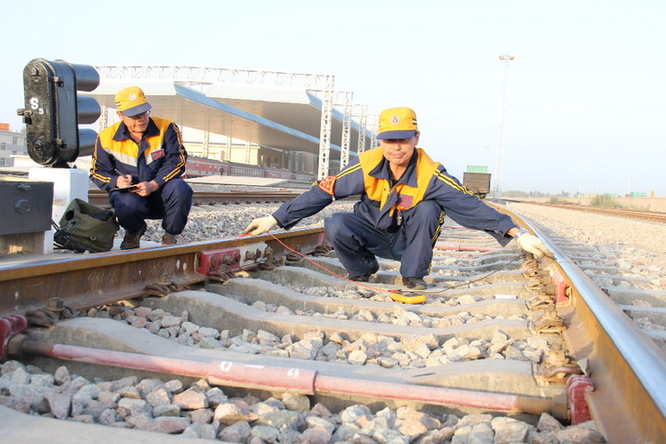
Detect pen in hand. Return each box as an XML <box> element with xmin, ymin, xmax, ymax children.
<box><xmin>116</xmin><ymin>170</ymin><xmax>132</xmax><ymax>181</ymax></box>
<box><xmin>114</xmin><ymin>170</ymin><xmax>135</xmax><ymax>188</ymax></box>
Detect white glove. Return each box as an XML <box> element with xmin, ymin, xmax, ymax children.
<box><xmin>243</xmin><ymin>215</ymin><xmax>278</xmax><ymax>236</ymax></box>
<box><xmin>516</xmin><ymin>233</ymin><xmax>553</xmax><ymax>259</ymax></box>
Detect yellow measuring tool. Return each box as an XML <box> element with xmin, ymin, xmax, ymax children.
<box><xmin>389</xmin><ymin>292</ymin><xmax>427</xmax><ymax>304</ymax></box>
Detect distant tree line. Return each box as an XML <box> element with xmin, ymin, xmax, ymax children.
<box><xmin>501</xmin><ymin>190</ymin><xmax>572</xmax><ymax>198</ymax></box>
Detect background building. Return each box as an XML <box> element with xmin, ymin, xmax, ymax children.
<box><xmin>0</xmin><ymin>123</ymin><xmax>27</xmax><ymax>167</ymax></box>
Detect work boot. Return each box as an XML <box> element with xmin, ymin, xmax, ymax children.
<box><xmin>349</xmin><ymin>263</ymin><xmax>379</xmax><ymax>282</ymax></box>
<box><xmin>120</xmin><ymin>226</ymin><xmax>146</xmax><ymax>250</ymax></box>
<box><xmin>162</xmin><ymin>233</ymin><xmax>177</xmax><ymax>246</ymax></box>
<box><xmin>402</xmin><ymin>277</ymin><xmax>427</xmax><ymax>290</ymax></box>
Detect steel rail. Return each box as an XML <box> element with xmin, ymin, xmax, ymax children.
<box><xmin>0</xmin><ymin>228</ymin><xmax>326</xmax><ymax>316</ymax></box>
<box><xmin>523</xmin><ymin>216</ymin><xmax>666</xmax><ymax>443</ymax></box>
<box><xmin>88</xmin><ymin>189</ymin><xmax>303</xmax><ymax>207</ymax></box>
<box><xmin>507</xmin><ymin>200</ymin><xmax>666</xmax><ymax>223</ymax></box>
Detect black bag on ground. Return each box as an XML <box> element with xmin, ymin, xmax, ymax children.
<box><xmin>54</xmin><ymin>198</ymin><xmax>120</xmax><ymax>253</ymax></box>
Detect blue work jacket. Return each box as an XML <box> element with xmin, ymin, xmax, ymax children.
<box><xmin>273</xmin><ymin>147</ymin><xmax>516</xmax><ymax>245</ymax></box>
<box><xmin>90</xmin><ymin>117</ymin><xmax>187</xmax><ymax>192</ymax></box>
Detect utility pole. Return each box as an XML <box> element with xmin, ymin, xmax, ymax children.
<box><xmin>493</xmin><ymin>54</ymin><xmax>515</xmax><ymax>199</ymax></box>
<box><xmin>627</xmin><ymin>176</ymin><xmax>631</xmax><ymax>197</ymax></box>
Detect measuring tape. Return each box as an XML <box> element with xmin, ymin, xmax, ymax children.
<box><xmin>389</xmin><ymin>293</ymin><xmax>427</xmax><ymax>304</ymax></box>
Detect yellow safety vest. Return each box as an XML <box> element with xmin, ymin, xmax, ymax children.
<box><xmin>359</xmin><ymin>147</ymin><xmax>440</xmax><ymax>216</ymax></box>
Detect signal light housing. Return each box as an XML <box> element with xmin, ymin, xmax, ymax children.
<box><xmin>17</xmin><ymin>58</ymin><xmax>101</xmax><ymax>167</ymax></box>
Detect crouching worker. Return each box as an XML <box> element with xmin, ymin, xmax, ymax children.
<box><xmin>90</xmin><ymin>86</ymin><xmax>193</xmax><ymax>249</ymax></box>
<box><xmin>243</xmin><ymin>107</ymin><xmax>551</xmax><ymax>289</ymax></box>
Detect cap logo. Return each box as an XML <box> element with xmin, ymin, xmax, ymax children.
<box><xmin>128</xmin><ymin>93</ymin><xmax>137</xmax><ymax>101</ymax></box>
<box><xmin>391</xmin><ymin>115</ymin><xmax>400</xmax><ymax>125</ymax></box>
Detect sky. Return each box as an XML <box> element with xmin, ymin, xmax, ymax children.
<box><xmin>2</xmin><ymin>0</ymin><xmax>665</xmax><ymax>196</ymax></box>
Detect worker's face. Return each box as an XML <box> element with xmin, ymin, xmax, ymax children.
<box><xmin>379</xmin><ymin>132</ymin><xmax>420</xmax><ymax>168</ymax></box>
<box><xmin>117</xmin><ymin>110</ymin><xmax>150</xmax><ymax>134</ymax></box>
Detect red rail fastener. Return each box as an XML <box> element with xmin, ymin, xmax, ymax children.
<box><xmin>552</xmin><ymin>271</ymin><xmax>570</xmax><ymax>305</ymax></box>
<box><xmin>0</xmin><ymin>315</ymin><xmax>28</xmax><ymax>361</ymax></box>
<box><xmin>567</xmin><ymin>374</ymin><xmax>594</xmax><ymax>424</ymax></box>
<box><xmin>197</xmin><ymin>248</ymin><xmax>241</xmax><ymax>275</ymax></box>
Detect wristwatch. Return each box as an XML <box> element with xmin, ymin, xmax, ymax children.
<box><xmin>513</xmin><ymin>228</ymin><xmax>529</xmax><ymax>239</ymax></box>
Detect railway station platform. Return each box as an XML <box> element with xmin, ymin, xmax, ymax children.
<box><xmin>1</xmin><ymin>164</ymin><xmax>314</xmax><ymax>190</ymax></box>
<box><xmin>187</xmin><ymin>175</ymin><xmax>291</xmax><ymax>187</ymax></box>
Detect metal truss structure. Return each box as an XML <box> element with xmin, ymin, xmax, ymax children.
<box><xmin>368</xmin><ymin>112</ymin><xmax>378</xmax><ymax>150</ymax></box>
<box><xmin>334</xmin><ymin>91</ymin><xmax>353</xmax><ymax>169</ymax></box>
<box><xmin>316</xmin><ymin>75</ymin><xmax>334</xmax><ymax>181</ymax></box>
<box><xmin>93</xmin><ymin>65</ymin><xmax>373</xmax><ymax>179</ymax></box>
<box><xmin>355</xmin><ymin>105</ymin><xmax>368</xmax><ymax>154</ymax></box>
<box><xmin>94</xmin><ymin>65</ymin><xmax>333</xmax><ymax>90</ymax></box>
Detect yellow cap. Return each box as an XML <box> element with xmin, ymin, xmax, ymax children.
<box><xmin>115</xmin><ymin>86</ymin><xmax>152</xmax><ymax>116</ymax></box>
<box><xmin>377</xmin><ymin>107</ymin><xmax>418</xmax><ymax>139</ymax></box>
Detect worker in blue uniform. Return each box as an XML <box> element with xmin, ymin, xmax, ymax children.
<box><xmin>90</xmin><ymin>86</ymin><xmax>193</xmax><ymax>249</ymax></box>
<box><xmin>244</xmin><ymin>107</ymin><xmax>551</xmax><ymax>289</ymax></box>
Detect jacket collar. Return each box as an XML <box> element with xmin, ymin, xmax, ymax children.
<box><xmin>368</xmin><ymin>149</ymin><xmax>420</xmax><ymax>188</ymax></box>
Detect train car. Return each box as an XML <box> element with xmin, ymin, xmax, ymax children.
<box><xmin>264</xmin><ymin>166</ymin><xmax>296</xmax><ymax>180</ymax></box>
<box><xmin>184</xmin><ymin>156</ymin><xmax>225</xmax><ymax>178</ymax></box>
<box><xmin>226</xmin><ymin>162</ymin><xmax>265</xmax><ymax>178</ymax></box>
<box><xmin>463</xmin><ymin>172</ymin><xmax>492</xmax><ymax>199</ymax></box>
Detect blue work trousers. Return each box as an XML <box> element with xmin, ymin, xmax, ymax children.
<box><xmin>110</xmin><ymin>179</ymin><xmax>193</xmax><ymax>235</ymax></box>
<box><xmin>325</xmin><ymin>200</ymin><xmax>443</xmax><ymax>278</ymax></box>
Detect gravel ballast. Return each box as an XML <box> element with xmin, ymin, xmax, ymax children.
<box><xmin>506</xmin><ymin>202</ymin><xmax>666</xmax><ymax>290</ymax></box>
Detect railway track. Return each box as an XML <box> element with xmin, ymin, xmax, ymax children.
<box><xmin>507</xmin><ymin>200</ymin><xmax>666</xmax><ymax>224</ymax></box>
<box><xmin>89</xmin><ymin>189</ymin><xmax>304</xmax><ymax>207</ymax></box>
<box><xmin>1</xmin><ymin>208</ymin><xmax>665</xmax><ymax>443</ymax></box>
<box><xmin>91</xmin><ymin>191</ymin><xmax>666</xmax><ymax>224</ymax></box>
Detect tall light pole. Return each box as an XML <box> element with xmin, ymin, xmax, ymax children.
<box><xmin>493</xmin><ymin>54</ymin><xmax>515</xmax><ymax>199</ymax></box>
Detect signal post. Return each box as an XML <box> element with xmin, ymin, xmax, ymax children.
<box><xmin>9</xmin><ymin>59</ymin><xmax>101</xmax><ymax>254</ymax></box>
